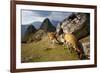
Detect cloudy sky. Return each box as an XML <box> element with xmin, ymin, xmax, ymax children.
<box><xmin>21</xmin><ymin>9</ymin><xmax>72</xmax><ymax>25</ymax></box>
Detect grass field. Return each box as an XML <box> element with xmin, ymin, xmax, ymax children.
<box><xmin>21</xmin><ymin>36</ymin><xmax>80</xmax><ymax>63</ymax></box>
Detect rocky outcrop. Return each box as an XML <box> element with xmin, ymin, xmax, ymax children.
<box><xmin>56</xmin><ymin>13</ymin><xmax>90</xmax><ymax>40</ymax></box>
<box><xmin>78</xmin><ymin>36</ymin><xmax>90</xmax><ymax>59</ymax></box>
<box><xmin>56</xmin><ymin>13</ymin><xmax>90</xmax><ymax>59</ymax></box>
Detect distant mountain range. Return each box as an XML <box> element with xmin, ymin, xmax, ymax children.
<box><xmin>21</xmin><ymin>25</ymin><xmax>37</xmax><ymax>43</ymax></box>
<box><xmin>31</xmin><ymin>21</ymin><xmax>42</xmax><ymax>29</ymax></box>
<box><xmin>21</xmin><ymin>18</ymin><xmax>56</xmax><ymax>43</ymax></box>
<box><xmin>51</xmin><ymin>20</ymin><xmax>60</xmax><ymax>27</ymax></box>
<box><xmin>21</xmin><ymin>25</ymin><xmax>29</xmax><ymax>39</ymax></box>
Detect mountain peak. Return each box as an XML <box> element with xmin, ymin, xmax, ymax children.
<box><xmin>43</xmin><ymin>18</ymin><xmax>51</xmax><ymax>24</ymax></box>
<box><xmin>40</xmin><ymin>18</ymin><xmax>56</xmax><ymax>32</ymax></box>
<box><xmin>44</xmin><ymin>18</ymin><xmax>49</xmax><ymax>21</ymax></box>
<box><xmin>21</xmin><ymin>25</ymin><xmax>37</xmax><ymax>43</ymax></box>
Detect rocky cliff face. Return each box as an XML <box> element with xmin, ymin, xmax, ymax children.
<box><xmin>78</xmin><ymin>36</ymin><xmax>90</xmax><ymax>59</ymax></box>
<box><xmin>56</xmin><ymin>13</ymin><xmax>90</xmax><ymax>59</ymax></box>
<box><xmin>57</xmin><ymin>13</ymin><xmax>90</xmax><ymax>40</ymax></box>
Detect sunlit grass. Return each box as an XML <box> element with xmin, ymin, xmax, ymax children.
<box><xmin>21</xmin><ymin>36</ymin><xmax>79</xmax><ymax>63</ymax></box>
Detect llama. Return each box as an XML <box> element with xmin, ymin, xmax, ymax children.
<box><xmin>56</xmin><ymin>27</ymin><xmax>84</xmax><ymax>59</ymax></box>
<box><xmin>64</xmin><ymin>33</ymin><xmax>83</xmax><ymax>58</ymax></box>
<box><xmin>47</xmin><ymin>32</ymin><xmax>56</xmax><ymax>48</ymax></box>
<box><xmin>64</xmin><ymin>33</ymin><xmax>84</xmax><ymax>59</ymax></box>
<box><xmin>47</xmin><ymin>32</ymin><xmax>60</xmax><ymax>48</ymax></box>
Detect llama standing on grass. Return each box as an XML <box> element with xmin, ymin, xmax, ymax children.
<box><xmin>47</xmin><ymin>32</ymin><xmax>56</xmax><ymax>48</ymax></box>
<box><xmin>47</xmin><ymin>32</ymin><xmax>60</xmax><ymax>48</ymax></box>
<box><xmin>64</xmin><ymin>33</ymin><xmax>83</xmax><ymax>59</ymax></box>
